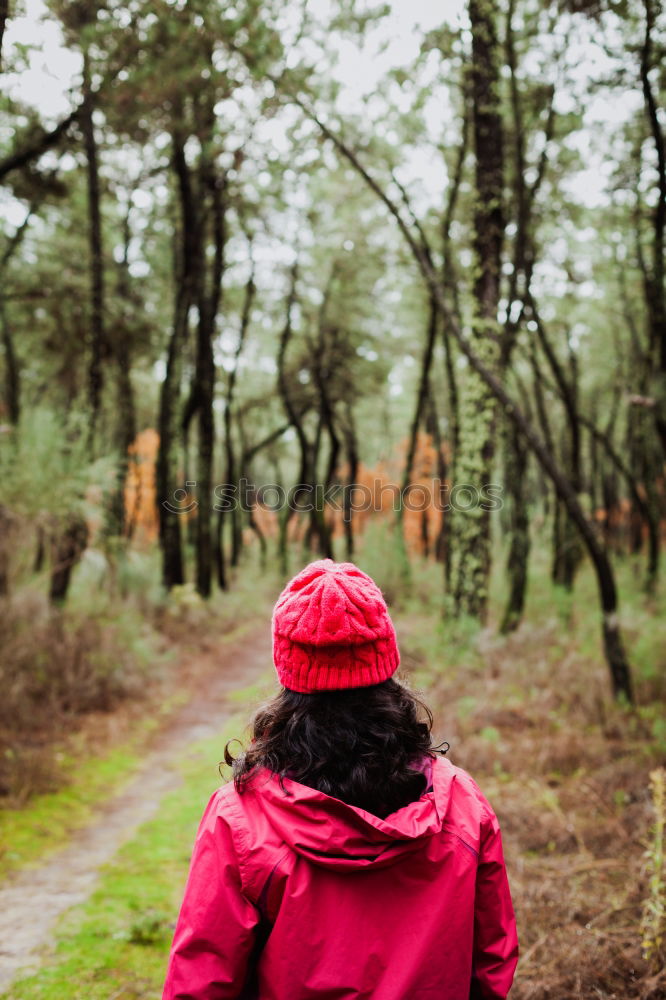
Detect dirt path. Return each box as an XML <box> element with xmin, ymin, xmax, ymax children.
<box><xmin>0</xmin><ymin>625</ymin><xmax>272</xmax><ymax>991</ymax></box>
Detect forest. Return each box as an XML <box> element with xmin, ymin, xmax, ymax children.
<box><xmin>0</xmin><ymin>0</ymin><xmax>665</xmax><ymax>996</ymax></box>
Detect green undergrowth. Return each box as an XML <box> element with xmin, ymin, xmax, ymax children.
<box><xmin>397</xmin><ymin>535</ymin><xmax>665</xmax><ymax>705</ymax></box>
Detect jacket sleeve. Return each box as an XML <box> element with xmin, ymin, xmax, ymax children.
<box><xmin>163</xmin><ymin>789</ymin><xmax>261</xmax><ymax>1000</ymax></box>
<box><xmin>469</xmin><ymin>805</ymin><xmax>519</xmax><ymax>1000</ymax></box>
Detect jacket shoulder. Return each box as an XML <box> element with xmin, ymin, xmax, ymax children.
<box><xmin>434</xmin><ymin>757</ymin><xmax>501</xmax><ymax>850</ymax></box>
<box><xmin>199</xmin><ymin>780</ymin><xmax>243</xmax><ymax>828</ymax></box>
<box><xmin>202</xmin><ymin>778</ymin><xmax>289</xmax><ymax>902</ymax></box>
<box><xmin>194</xmin><ymin>783</ymin><xmax>252</xmax><ymax>884</ymax></box>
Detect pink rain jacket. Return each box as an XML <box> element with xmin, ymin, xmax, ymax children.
<box><xmin>163</xmin><ymin>757</ymin><xmax>518</xmax><ymax>999</ymax></box>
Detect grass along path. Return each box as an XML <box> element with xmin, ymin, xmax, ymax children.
<box><xmin>1</xmin><ymin>723</ymin><xmax>243</xmax><ymax>1000</ymax></box>
<box><xmin>0</xmin><ymin>625</ymin><xmax>274</xmax><ymax>994</ymax></box>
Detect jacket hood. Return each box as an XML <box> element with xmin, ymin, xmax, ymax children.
<box><xmin>247</xmin><ymin>756</ymin><xmax>457</xmax><ymax>871</ymax></box>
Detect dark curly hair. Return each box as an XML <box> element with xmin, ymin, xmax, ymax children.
<box><xmin>224</xmin><ymin>679</ymin><xmax>448</xmax><ymax>819</ymax></box>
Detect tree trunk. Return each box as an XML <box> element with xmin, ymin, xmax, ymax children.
<box><xmin>0</xmin><ymin>203</ymin><xmax>40</xmax><ymax>427</ymax></box>
<box><xmin>108</xmin><ymin>345</ymin><xmax>136</xmax><ymax>537</ymax></box>
<box><xmin>640</xmin><ymin>0</ymin><xmax>666</xmax><ymax>462</ymax></box>
<box><xmin>627</xmin><ymin>404</ymin><xmax>662</xmax><ymax>593</ymax></box>
<box><xmin>425</xmin><ymin>393</ymin><xmax>448</xmax><ymax>565</ymax></box>
<box><xmin>310</xmin><ymin>311</ymin><xmax>339</xmax><ymax>560</ymax></box>
<box><xmin>0</xmin><ymin>505</ymin><xmax>17</xmax><ymax>596</ymax></box>
<box><xmin>343</xmin><ymin>403</ymin><xmax>359</xmax><ymax>560</ymax></box>
<box><xmin>157</xmin><ymin>127</ymin><xmax>198</xmax><ymax>590</ymax></box>
<box><xmin>400</xmin><ymin>295</ymin><xmax>438</xmax><ymax>516</ymax></box>
<box><xmin>49</xmin><ymin>516</ymin><xmax>88</xmax><ymax>604</ymax></box>
<box><xmin>277</xmin><ymin>263</ymin><xmax>329</xmax><ymax>563</ymax></box>
<box><xmin>529</xmin><ymin>295</ymin><xmax>584</xmax><ymax>589</ymax></box>
<box><xmin>439</xmin><ymin>107</ymin><xmax>466</xmax><ymax>587</ymax></box>
<box><xmin>225</xmin><ymin>254</ymin><xmax>254</xmax><ymax>572</ymax></box>
<box><xmin>81</xmin><ymin>52</ymin><xmax>105</xmax><ymax>453</ymax></box>
<box><xmin>452</xmin><ymin>0</ymin><xmax>505</xmax><ymax>620</ymax></box>
<box><xmin>496</xmin><ymin>0</ymin><xmax>555</xmax><ymax>629</ymax></box>
<box><xmin>186</xmin><ymin>119</ymin><xmax>226</xmax><ymax>598</ymax></box>
<box><xmin>107</xmin><ymin>206</ymin><xmax>136</xmax><ymax>538</ymax></box>
<box><xmin>215</xmin><ymin>486</ymin><xmax>234</xmax><ymax>587</ymax></box>
<box><xmin>0</xmin><ymin>299</ymin><xmax>19</xmax><ymax>424</ymax></box>
<box><xmin>500</xmin><ymin>418</ymin><xmax>530</xmax><ymax>633</ymax></box>
<box><xmin>195</xmin><ymin>315</ymin><xmax>215</xmax><ymax>597</ymax></box>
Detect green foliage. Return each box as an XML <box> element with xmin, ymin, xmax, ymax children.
<box><xmin>0</xmin><ymin>409</ymin><xmax>111</xmax><ymax>521</ymax></box>
<box><xmin>126</xmin><ymin>909</ymin><xmax>172</xmax><ymax>948</ymax></box>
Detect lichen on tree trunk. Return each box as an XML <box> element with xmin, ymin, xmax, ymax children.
<box><xmin>452</xmin><ymin>0</ymin><xmax>504</xmax><ymax>621</ymax></box>
<box><xmin>452</xmin><ymin>331</ymin><xmax>500</xmax><ymax>619</ymax></box>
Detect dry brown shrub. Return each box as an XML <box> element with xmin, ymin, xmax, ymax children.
<box><xmin>0</xmin><ymin>591</ymin><xmax>153</xmax><ymax>800</ymax></box>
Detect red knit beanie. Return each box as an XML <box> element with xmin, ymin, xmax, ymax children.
<box><xmin>272</xmin><ymin>559</ymin><xmax>400</xmax><ymax>693</ymax></box>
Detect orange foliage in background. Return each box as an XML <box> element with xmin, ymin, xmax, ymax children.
<box><xmin>123</xmin><ymin>428</ymin><xmax>664</xmax><ymax>563</ymax></box>
<box><xmin>252</xmin><ymin>503</ymin><xmax>278</xmax><ymax>540</ymax></box>
<box><xmin>593</xmin><ymin>491</ymin><xmax>666</xmax><ymax>549</ymax></box>
<box><xmin>124</xmin><ymin>429</ymin><xmax>160</xmax><ymax>545</ymax></box>
<box><xmin>122</xmin><ymin>429</ymin><xmax>448</xmax><ymax>557</ymax></box>
<box><xmin>327</xmin><ymin>432</ymin><xmax>447</xmax><ymax>558</ymax></box>
<box><xmin>247</xmin><ymin>433</ymin><xmax>448</xmax><ymax>558</ymax></box>
<box><xmin>400</xmin><ymin>433</ymin><xmax>447</xmax><ymax>558</ymax></box>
